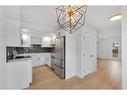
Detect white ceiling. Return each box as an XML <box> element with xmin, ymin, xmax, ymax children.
<box><xmin>86</xmin><ymin>6</ymin><xmax>121</xmax><ymax>29</ymax></box>
<box><xmin>3</xmin><ymin>6</ymin><xmax>121</xmax><ymax>33</ymax></box>
<box><xmin>20</xmin><ymin>6</ymin><xmax>57</xmax><ymax>28</ymax></box>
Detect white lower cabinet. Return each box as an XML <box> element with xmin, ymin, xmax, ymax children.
<box><xmin>45</xmin><ymin>53</ymin><xmax>51</xmax><ymax>67</ymax></box>
<box><xmin>7</xmin><ymin>59</ymin><xmax>32</xmax><ymax>89</ymax></box>
<box><xmin>30</xmin><ymin>53</ymin><xmax>51</xmax><ymax>68</ymax></box>
<box><xmin>41</xmin><ymin>54</ymin><xmax>46</xmax><ymax>65</ymax></box>
<box><xmin>32</xmin><ymin>54</ymin><xmax>37</xmax><ymax>67</ymax></box>
<box><xmin>31</xmin><ymin>53</ymin><xmax>42</xmax><ymax>67</ymax></box>
<box><xmin>36</xmin><ymin>54</ymin><xmax>42</xmax><ymax>66</ymax></box>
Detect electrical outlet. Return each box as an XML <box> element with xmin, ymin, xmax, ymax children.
<box><xmin>83</xmin><ymin>53</ymin><xmax>85</xmax><ymax>56</ymax></box>
<box><xmin>83</xmin><ymin>37</ymin><xmax>85</xmax><ymax>40</ymax></box>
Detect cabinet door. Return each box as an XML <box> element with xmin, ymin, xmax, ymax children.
<box><xmin>7</xmin><ymin>60</ymin><xmax>32</xmax><ymax>89</ymax></box>
<box><xmin>31</xmin><ymin>37</ymin><xmax>42</xmax><ymax>45</ymax></box>
<box><xmin>32</xmin><ymin>54</ymin><xmax>36</xmax><ymax>67</ymax></box>
<box><xmin>30</xmin><ymin>54</ymin><xmax>34</xmax><ymax>67</ymax></box>
<box><xmin>35</xmin><ymin>54</ymin><xmax>39</xmax><ymax>67</ymax></box>
<box><xmin>45</xmin><ymin>53</ymin><xmax>51</xmax><ymax>67</ymax></box>
<box><xmin>6</xmin><ymin>18</ymin><xmax>21</xmax><ymax>46</ymax></box>
<box><xmin>45</xmin><ymin>54</ymin><xmax>48</xmax><ymax>65</ymax></box>
<box><xmin>47</xmin><ymin>54</ymin><xmax>51</xmax><ymax>67</ymax></box>
<box><xmin>41</xmin><ymin>54</ymin><xmax>46</xmax><ymax>65</ymax></box>
<box><xmin>32</xmin><ymin>54</ymin><xmax>46</xmax><ymax>67</ymax></box>
<box><xmin>21</xmin><ymin>33</ymin><xmax>31</xmax><ymax>47</ymax></box>
<box><xmin>41</xmin><ymin>37</ymin><xmax>52</xmax><ymax>47</ymax></box>
<box><xmin>38</xmin><ymin>54</ymin><xmax>42</xmax><ymax>66</ymax></box>
<box><xmin>33</xmin><ymin>54</ymin><xmax>39</xmax><ymax>67</ymax></box>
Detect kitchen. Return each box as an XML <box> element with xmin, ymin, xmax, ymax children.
<box><xmin>3</xmin><ymin>6</ymin><xmax>96</xmax><ymax>89</ymax></box>
<box><xmin>4</xmin><ymin>6</ymin><xmax>68</xmax><ymax>89</ymax></box>
<box><xmin>0</xmin><ymin>6</ymin><xmax>121</xmax><ymax>89</ymax></box>
<box><xmin>6</xmin><ymin>29</ymin><xmax>56</xmax><ymax>89</ymax></box>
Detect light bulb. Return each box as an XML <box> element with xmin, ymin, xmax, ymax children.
<box><xmin>110</xmin><ymin>13</ymin><xmax>122</xmax><ymax>21</ymax></box>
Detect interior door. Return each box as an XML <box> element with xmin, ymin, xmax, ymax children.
<box><xmin>88</xmin><ymin>34</ymin><xmax>97</xmax><ymax>73</ymax></box>
<box><xmin>82</xmin><ymin>32</ymin><xmax>97</xmax><ymax>76</ymax></box>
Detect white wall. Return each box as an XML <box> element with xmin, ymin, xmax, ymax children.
<box><xmin>97</xmin><ymin>23</ymin><xmax>121</xmax><ymax>60</ymax></box>
<box><xmin>75</xmin><ymin>30</ymin><xmax>82</xmax><ymax>77</ymax></box>
<box><xmin>59</xmin><ymin>23</ymin><xmax>97</xmax><ymax>79</ymax></box>
<box><xmin>0</xmin><ymin>7</ymin><xmax>6</xmax><ymax>89</ymax></box>
<box><xmin>65</xmin><ymin>32</ymin><xmax>77</xmax><ymax>79</ymax></box>
<box><xmin>58</xmin><ymin>29</ymin><xmax>77</xmax><ymax>79</ymax></box>
<box><xmin>21</xmin><ymin>22</ymin><xmax>56</xmax><ymax>34</ymax></box>
<box><xmin>76</xmin><ymin>24</ymin><xmax>97</xmax><ymax>78</ymax></box>
<box><xmin>97</xmin><ymin>37</ymin><xmax>121</xmax><ymax>60</ymax></box>
<box><xmin>97</xmin><ymin>23</ymin><xmax>121</xmax><ymax>40</ymax></box>
<box><xmin>122</xmin><ymin>6</ymin><xmax>127</xmax><ymax>89</ymax></box>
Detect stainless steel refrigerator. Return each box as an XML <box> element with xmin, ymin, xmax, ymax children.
<box><xmin>51</xmin><ymin>36</ymin><xmax>65</xmax><ymax>79</ymax></box>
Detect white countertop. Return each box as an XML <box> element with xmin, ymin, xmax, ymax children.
<box><xmin>7</xmin><ymin>58</ymin><xmax>32</xmax><ymax>63</ymax></box>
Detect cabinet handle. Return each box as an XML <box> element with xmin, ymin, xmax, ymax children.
<box><xmin>90</xmin><ymin>55</ymin><xmax>93</xmax><ymax>57</ymax></box>
<box><xmin>83</xmin><ymin>53</ymin><xmax>85</xmax><ymax>56</ymax></box>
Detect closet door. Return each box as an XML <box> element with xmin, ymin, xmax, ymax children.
<box><xmin>82</xmin><ymin>32</ymin><xmax>97</xmax><ymax>76</ymax></box>
<box><xmin>87</xmin><ymin>33</ymin><xmax>97</xmax><ymax>73</ymax></box>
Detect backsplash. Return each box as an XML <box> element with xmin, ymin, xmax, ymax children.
<box><xmin>29</xmin><ymin>44</ymin><xmax>53</xmax><ymax>53</ymax></box>
<box><xmin>6</xmin><ymin>45</ymin><xmax>54</xmax><ymax>61</ymax></box>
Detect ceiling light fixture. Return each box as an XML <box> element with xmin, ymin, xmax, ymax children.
<box><xmin>110</xmin><ymin>13</ymin><xmax>122</xmax><ymax>21</ymax></box>
<box><xmin>56</xmin><ymin>5</ymin><xmax>87</xmax><ymax>34</ymax></box>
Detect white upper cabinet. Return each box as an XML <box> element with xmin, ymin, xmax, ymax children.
<box><xmin>41</xmin><ymin>36</ymin><xmax>55</xmax><ymax>47</ymax></box>
<box><xmin>41</xmin><ymin>36</ymin><xmax>52</xmax><ymax>47</ymax></box>
<box><xmin>4</xmin><ymin>6</ymin><xmax>57</xmax><ymax>47</ymax></box>
<box><xmin>21</xmin><ymin>35</ymin><xmax>31</xmax><ymax>47</ymax></box>
<box><xmin>21</xmin><ymin>29</ymin><xmax>31</xmax><ymax>47</ymax></box>
<box><xmin>31</xmin><ymin>36</ymin><xmax>42</xmax><ymax>45</ymax></box>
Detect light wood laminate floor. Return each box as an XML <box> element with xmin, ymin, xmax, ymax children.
<box><xmin>27</xmin><ymin>59</ymin><xmax>121</xmax><ymax>89</ymax></box>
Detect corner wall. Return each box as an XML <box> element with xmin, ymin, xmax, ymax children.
<box><xmin>59</xmin><ymin>23</ymin><xmax>97</xmax><ymax>79</ymax></box>
<box><xmin>58</xmin><ymin>29</ymin><xmax>77</xmax><ymax>79</ymax></box>
<box><xmin>0</xmin><ymin>7</ymin><xmax>6</xmax><ymax>89</ymax></box>
<box><xmin>122</xmin><ymin>6</ymin><xmax>127</xmax><ymax>89</ymax></box>
<box><xmin>65</xmin><ymin>32</ymin><xmax>77</xmax><ymax>79</ymax></box>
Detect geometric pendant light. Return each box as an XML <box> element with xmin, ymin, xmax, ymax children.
<box><xmin>56</xmin><ymin>5</ymin><xmax>87</xmax><ymax>34</ymax></box>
